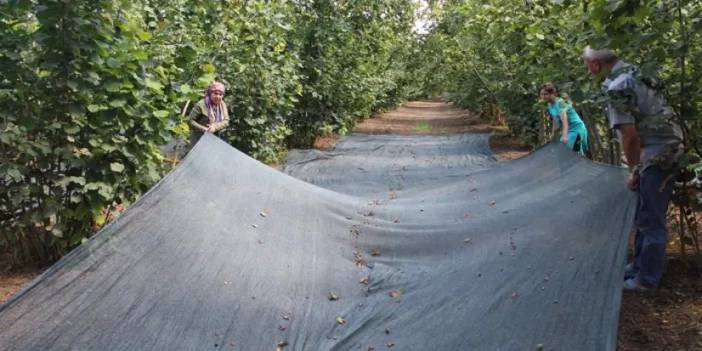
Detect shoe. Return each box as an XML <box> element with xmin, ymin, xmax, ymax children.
<box><xmin>624</xmin><ymin>263</ymin><xmax>639</xmax><ymax>280</ymax></box>
<box><xmin>623</xmin><ymin>278</ymin><xmax>652</xmax><ymax>292</ymax></box>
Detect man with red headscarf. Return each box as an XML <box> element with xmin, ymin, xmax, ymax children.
<box><xmin>189</xmin><ymin>81</ymin><xmax>230</xmax><ymax>145</ymax></box>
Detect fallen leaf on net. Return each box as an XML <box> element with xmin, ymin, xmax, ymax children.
<box><xmin>389</xmin><ymin>290</ymin><xmax>401</xmax><ymax>298</ymax></box>
<box><xmin>463</xmin><ymin>238</ymin><xmax>472</xmax><ymax>244</ymax></box>
<box><xmin>260</xmin><ymin>211</ymin><xmax>267</xmax><ymax>218</ymax></box>
<box><xmin>282</xmin><ymin>314</ymin><xmax>290</xmax><ymax>321</ymax></box>
<box><xmin>276</xmin><ymin>341</ymin><xmax>288</xmax><ymax>351</ymax></box>
<box><xmin>328</xmin><ymin>292</ymin><xmax>339</xmax><ymax>301</ymax></box>
<box><xmin>489</xmin><ymin>200</ymin><xmax>496</xmax><ymax>206</ymax></box>
<box><xmin>360</xmin><ymin>277</ymin><xmax>370</xmax><ymax>285</ymax></box>
<box><xmin>354</xmin><ymin>252</ymin><xmax>367</xmax><ymax>268</ymax></box>
<box><xmin>336</xmin><ymin>317</ymin><xmax>346</xmax><ymax>325</ymax></box>
<box><xmin>350</xmin><ymin>227</ymin><xmax>361</xmax><ymax>237</ymax></box>
<box><xmin>371</xmin><ymin>249</ymin><xmax>381</xmax><ymax>257</ymax></box>
<box><xmin>386</xmin><ymin>342</ymin><xmax>395</xmax><ymax>348</ymax></box>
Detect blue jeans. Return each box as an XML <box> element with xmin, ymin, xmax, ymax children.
<box><xmin>632</xmin><ymin>165</ymin><xmax>674</xmax><ymax>288</ymax></box>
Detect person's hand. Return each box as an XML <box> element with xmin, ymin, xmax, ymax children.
<box><xmin>207</xmin><ymin>125</ymin><xmax>217</xmax><ymax>133</ymax></box>
<box><xmin>561</xmin><ymin>135</ymin><xmax>568</xmax><ymax>144</ymax></box>
<box><xmin>627</xmin><ymin>171</ymin><xmax>640</xmax><ymax>191</ymax></box>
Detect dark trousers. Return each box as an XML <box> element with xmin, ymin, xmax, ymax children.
<box><xmin>572</xmin><ymin>134</ymin><xmax>582</xmax><ymax>152</ymax></box>
<box><xmin>633</xmin><ymin>165</ymin><xmax>674</xmax><ymax>288</ymax></box>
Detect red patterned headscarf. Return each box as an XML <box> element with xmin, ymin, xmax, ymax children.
<box><xmin>204</xmin><ymin>81</ymin><xmax>225</xmax><ymax>123</ymax></box>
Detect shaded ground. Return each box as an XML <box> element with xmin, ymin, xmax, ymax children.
<box><xmin>617</xmin><ymin>257</ymin><xmax>702</xmax><ymax>351</ymax></box>
<box><xmin>2</xmin><ymin>100</ymin><xmax>700</xmax><ymax>350</ymax></box>
<box><xmin>0</xmin><ymin>270</ymin><xmax>38</xmax><ymax>304</ymax></box>
<box><xmin>0</xmin><ymin>254</ymin><xmax>45</xmax><ymax>306</ymax></box>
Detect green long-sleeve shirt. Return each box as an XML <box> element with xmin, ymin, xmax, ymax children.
<box><xmin>189</xmin><ymin>99</ymin><xmax>230</xmax><ymax>133</ymax></box>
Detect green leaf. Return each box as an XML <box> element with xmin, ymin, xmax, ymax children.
<box><xmin>153</xmin><ymin>110</ymin><xmax>170</xmax><ymax>118</ymax></box>
<box><xmin>66</xmin><ymin>80</ymin><xmax>79</xmax><ymax>91</ymax></box>
<box><xmin>97</xmin><ymin>185</ymin><xmax>114</xmax><ymax>200</ymax></box>
<box><xmin>86</xmin><ymin>71</ymin><xmax>101</xmax><ymax>85</ymax></box>
<box><xmin>109</xmin><ymin>99</ymin><xmax>127</xmax><ymax>108</ymax></box>
<box><xmin>197</xmin><ymin>73</ymin><xmax>216</xmax><ymax>86</ymax></box>
<box><xmin>106</xmin><ymin>58</ymin><xmax>120</xmax><ymax>68</ymax></box>
<box><xmin>144</xmin><ymin>78</ymin><xmax>164</xmax><ymax>91</ymax></box>
<box><xmin>51</xmin><ymin>228</ymin><xmax>64</xmax><ymax>238</ymax></box>
<box><xmin>87</xmin><ymin>104</ymin><xmax>102</xmax><ymax>113</ymax></box>
<box><xmin>70</xmin><ymin>193</ymin><xmax>83</xmax><ymax>203</ymax></box>
<box><xmin>110</xmin><ymin>162</ymin><xmax>125</xmax><ymax>173</ymax></box>
<box><xmin>136</xmin><ymin>31</ymin><xmax>153</xmax><ymax>41</ymax></box>
<box><xmin>105</xmin><ymin>81</ymin><xmax>122</xmax><ymax>92</ymax></box>
<box><xmin>57</xmin><ymin>176</ymin><xmax>86</xmax><ymax>187</ymax></box>
<box><xmin>65</xmin><ymin>125</ymin><xmax>80</xmax><ymax>134</ymax></box>
<box><xmin>6</xmin><ymin>169</ymin><xmax>23</xmax><ymax>182</ymax></box>
<box><xmin>202</xmin><ymin>63</ymin><xmax>216</xmax><ymax>74</ymax></box>
<box><xmin>88</xmin><ymin>138</ymin><xmax>102</xmax><ymax>147</ymax></box>
<box><xmin>134</xmin><ymin>50</ymin><xmax>149</xmax><ymax>61</ymax></box>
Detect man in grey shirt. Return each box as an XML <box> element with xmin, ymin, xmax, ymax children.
<box><xmin>583</xmin><ymin>46</ymin><xmax>683</xmax><ymax>291</ymax></box>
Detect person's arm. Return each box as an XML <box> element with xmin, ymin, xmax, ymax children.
<box><xmin>559</xmin><ymin>111</ymin><xmax>569</xmax><ymax>144</ymax></box>
<box><xmin>550</xmin><ymin>118</ymin><xmax>557</xmax><ymax>141</ymax></box>
<box><xmin>606</xmin><ymin>77</ymin><xmax>640</xmax><ymax>190</ymax></box>
<box><xmin>189</xmin><ymin>103</ymin><xmax>208</xmax><ymax>132</ymax></box>
<box><xmin>618</xmin><ymin>124</ymin><xmax>641</xmax><ymax>191</ymax></box>
<box><xmin>210</xmin><ymin>103</ymin><xmax>230</xmax><ymax>132</ymax></box>
<box><xmin>618</xmin><ymin>124</ymin><xmax>641</xmax><ymax>166</ymax></box>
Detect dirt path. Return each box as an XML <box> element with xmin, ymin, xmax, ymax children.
<box><xmin>353</xmin><ymin>100</ymin><xmax>531</xmax><ymax>161</ymax></box>
<box><xmin>0</xmin><ymin>272</ymin><xmax>35</xmax><ymax>305</ymax></box>
<box><xmin>355</xmin><ymin>100</ymin><xmax>492</xmax><ymax>135</ymax></box>
<box><xmin>0</xmin><ymin>253</ymin><xmax>44</xmax><ymax>306</ymax></box>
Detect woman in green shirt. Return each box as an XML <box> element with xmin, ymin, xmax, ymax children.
<box><xmin>189</xmin><ymin>81</ymin><xmax>230</xmax><ymax>145</ymax></box>
<box><xmin>539</xmin><ymin>83</ymin><xmax>588</xmax><ymax>155</ymax></box>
